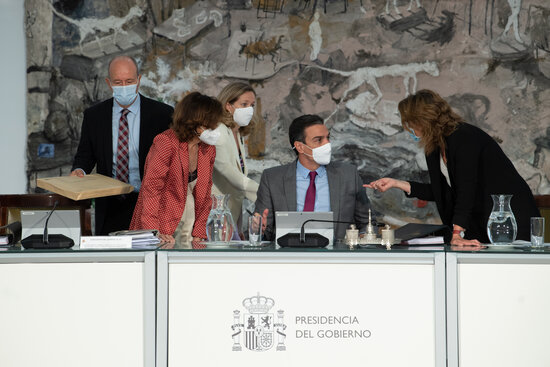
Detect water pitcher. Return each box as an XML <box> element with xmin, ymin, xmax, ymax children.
<box><xmin>487</xmin><ymin>194</ymin><xmax>517</xmax><ymax>245</ymax></box>
<box><xmin>206</xmin><ymin>194</ymin><xmax>235</xmax><ymax>242</ymax></box>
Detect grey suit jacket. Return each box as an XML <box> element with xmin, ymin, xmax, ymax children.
<box><xmin>254</xmin><ymin>160</ymin><xmax>370</xmax><ymax>241</ymax></box>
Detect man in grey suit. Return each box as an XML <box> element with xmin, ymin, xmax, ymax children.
<box><xmin>254</xmin><ymin>114</ymin><xmax>370</xmax><ymax>241</ymax></box>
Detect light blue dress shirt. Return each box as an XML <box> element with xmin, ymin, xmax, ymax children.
<box><xmin>296</xmin><ymin>160</ymin><xmax>330</xmax><ymax>212</ymax></box>
<box><xmin>112</xmin><ymin>94</ymin><xmax>141</xmax><ymax>192</ymax></box>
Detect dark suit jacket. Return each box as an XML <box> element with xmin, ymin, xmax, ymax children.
<box><xmin>72</xmin><ymin>94</ymin><xmax>173</xmax><ymax>234</ymax></box>
<box><xmin>254</xmin><ymin>160</ymin><xmax>370</xmax><ymax>240</ymax></box>
<box><xmin>409</xmin><ymin>123</ymin><xmax>539</xmax><ymax>242</ymax></box>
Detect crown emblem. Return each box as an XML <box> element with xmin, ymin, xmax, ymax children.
<box><xmin>242</xmin><ymin>293</ymin><xmax>275</xmax><ymax>314</ymax></box>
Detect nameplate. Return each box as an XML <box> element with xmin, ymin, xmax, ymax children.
<box><xmin>80</xmin><ymin>236</ymin><xmax>132</xmax><ymax>249</ymax></box>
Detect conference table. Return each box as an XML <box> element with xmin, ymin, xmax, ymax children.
<box><xmin>0</xmin><ymin>242</ymin><xmax>549</xmax><ymax>367</ymax></box>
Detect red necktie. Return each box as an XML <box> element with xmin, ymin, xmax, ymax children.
<box><xmin>115</xmin><ymin>108</ymin><xmax>130</xmax><ymax>182</ymax></box>
<box><xmin>303</xmin><ymin>171</ymin><xmax>317</xmax><ymax>211</ymax></box>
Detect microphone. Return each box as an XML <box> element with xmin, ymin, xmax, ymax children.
<box><xmin>21</xmin><ymin>201</ymin><xmax>75</xmax><ymax>249</ymax></box>
<box><xmin>277</xmin><ymin>216</ymin><xmax>386</xmax><ymax>248</ymax></box>
<box><xmin>277</xmin><ymin>219</ymin><xmax>355</xmax><ymax>248</ymax></box>
<box><xmin>42</xmin><ymin>200</ymin><xmax>58</xmax><ymax>244</ymax></box>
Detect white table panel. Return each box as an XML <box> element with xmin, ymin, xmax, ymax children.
<box><xmin>0</xmin><ymin>252</ymin><xmax>156</xmax><ymax>367</ymax></box>
<box><xmin>159</xmin><ymin>252</ymin><xmax>446</xmax><ymax>367</ymax></box>
<box><xmin>447</xmin><ymin>253</ymin><xmax>550</xmax><ymax>367</ymax></box>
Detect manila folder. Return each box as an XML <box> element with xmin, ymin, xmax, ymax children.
<box><xmin>37</xmin><ymin>174</ymin><xmax>134</xmax><ymax>201</ymax></box>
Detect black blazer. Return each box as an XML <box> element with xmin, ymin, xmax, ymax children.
<box><xmin>409</xmin><ymin>123</ymin><xmax>539</xmax><ymax>242</ymax></box>
<box><xmin>72</xmin><ymin>95</ymin><xmax>173</xmax><ymax>234</ymax></box>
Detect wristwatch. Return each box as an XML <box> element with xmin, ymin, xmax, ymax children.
<box><xmin>452</xmin><ymin>229</ymin><xmax>465</xmax><ymax>238</ymax></box>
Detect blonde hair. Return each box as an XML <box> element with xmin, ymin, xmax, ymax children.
<box><xmin>217</xmin><ymin>82</ymin><xmax>257</xmax><ymax>136</ymax></box>
<box><xmin>398</xmin><ymin>89</ymin><xmax>463</xmax><ymax>155</ymax></box>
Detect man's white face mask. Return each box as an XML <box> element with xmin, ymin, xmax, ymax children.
<box><xmin>303</xmin><ymin>142</ymin><xmax>332</xmax><ymax>165</ymax></box>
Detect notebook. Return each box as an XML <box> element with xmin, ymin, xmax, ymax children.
<box><xmin>394</xmin><ymin>223</ymin><xmax>450</xmax><ymax>243</ymax></box>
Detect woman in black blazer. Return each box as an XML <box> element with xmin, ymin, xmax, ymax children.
<box><xmin>367</xmin><ymin>90</ymin><xmax>540</xmax><ymax>246</ymax></box>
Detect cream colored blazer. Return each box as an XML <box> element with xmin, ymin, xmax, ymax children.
<box><xmin>212</xmin><ymin>123</ymin><xmax>259</xmax><ymax>224</ymax></box>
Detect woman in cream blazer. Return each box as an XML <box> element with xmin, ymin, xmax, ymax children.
<box><xmin>213</xmin><ymin>82</ymin><xmax>260</xmax><ymax>231</ymax></box>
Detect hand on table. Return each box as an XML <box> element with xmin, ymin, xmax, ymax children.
<box><xmin>450</xmin><ymin>235</ymin><xmax>484</xmax><ymax>248</ymax></box>
<box><xmin>159</xmin><ymin>234</ymin><xmax>175</xmax><ymax>244</ymax></box>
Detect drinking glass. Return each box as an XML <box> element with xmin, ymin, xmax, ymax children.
<box><xmin>248</xmin><ymin>216</ymin><xmax>262</xmax><ymax>246</ymax></box>
<box><xmin>531</xmin><ymin>217</ymin><xmax>545</xmax><ymax>248</ymax></box>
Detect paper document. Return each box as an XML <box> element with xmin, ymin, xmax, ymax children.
<box><xmin>401</xmin><ymin>236</ymin><xmax>445</xmax><ymax>245</ymax></box>
<box><xmin>80</xmin><ymin>236</ymin><xmax>132</xmax><ymax>249</ymax></box>
<box><xmin>0</xmin><ymin>235</ymin><xmax>12</xmax><ymax>246</ymax></box>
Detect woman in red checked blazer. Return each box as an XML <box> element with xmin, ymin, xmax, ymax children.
<box><xmin>130</xmin><ymin>92</ymin><xmax>223</xmax><ymax>243</ymax></box>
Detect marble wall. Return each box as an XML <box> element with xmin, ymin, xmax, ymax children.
<box><xmin>26</xmin><ymin>0</ymin><xmax>550</xmax><ymax>225</ymax></box>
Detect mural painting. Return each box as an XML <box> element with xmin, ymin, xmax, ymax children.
<box><xmin>25</xmin><ymin>0</ymin><xmax>550</xmax><ymax>225</ymax></box>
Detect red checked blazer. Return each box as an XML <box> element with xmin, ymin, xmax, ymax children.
<box><xmin>130</xmin><ymin>129</ymin><xmax>215</xmax><ymax>238</ymax></box>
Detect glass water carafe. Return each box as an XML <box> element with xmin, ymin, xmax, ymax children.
<box><xmin>487</xmin><ymin>194</ymin><xmax>517</xmax><ymax>245</ymax></box>
<box><xmin>206</xmin><ymin>194</ymin><xmax>235</xmax><ymax>242</ymax></box>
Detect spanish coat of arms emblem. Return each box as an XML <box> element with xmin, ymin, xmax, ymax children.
<box><xmin>231</xmin><ymin>293</ymin><xmax>287</xmax><ymax>352</ymax></box>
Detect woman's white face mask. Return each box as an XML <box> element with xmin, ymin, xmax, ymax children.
<box><xmin>198</xmin><ymin>128</ymin><xmax>220</xmax><ymax>145</ymax></box>
<box><xmin>232</xmin><ymin>106</ymin><xmax>254</xmax><ymax>127</ymax></box>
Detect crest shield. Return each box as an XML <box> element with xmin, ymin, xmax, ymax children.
<box><xmin>244</xmin><ymin>313</ymin><xmax>274</xmax><ymax>351</ymax></box>
<box><xmin>231</xmin><ymin>293</ymin><xmax>286</xmax><ymax>352</ymax></box>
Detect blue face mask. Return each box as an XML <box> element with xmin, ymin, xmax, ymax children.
<box><xmin>112</xmin><ymin>84</ymin><xmax>138</xmax><ymax>107</ymax></box>
<box><xmin>408</xmin><ymin>129</ymin><xmax>420</xmax><ymax>142</ymax></box>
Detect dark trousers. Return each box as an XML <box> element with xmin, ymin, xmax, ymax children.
<box><xmin>96</xmin><ymin>193</ymin><xmax>139</xmax><ymax>235</ymax></box>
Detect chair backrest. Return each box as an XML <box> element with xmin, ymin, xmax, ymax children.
<box><xmin>0</xmin><ymin>194</ymin><xmax>92</xmax><ymax>237</ymax></box>
<box><xmin>534</xmin><ymin>195</ymin><xmax>550</xmax><ymax>243</ymax></box>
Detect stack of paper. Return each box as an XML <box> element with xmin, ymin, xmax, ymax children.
<box><xmin>109</xmin><ymin>229</ymin><xmax>161</xmax><ymax>248</ymax></box>
<box><xmin>401</xmin><ymin>236</ymin><xmax>444</xmax><ymax>245</ymax></box>
<box><xmin>130</xmin><ymin>232</ymin><xmax>161</xmax><ymax>248</ymax></box>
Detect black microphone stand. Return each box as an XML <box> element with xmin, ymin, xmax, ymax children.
<box><xmin>42</xmin><ymin>201</ymin><xmax>58</xmax><ymax>245</ymax></box>
<box><xmin>21</xmin><ymin>201</ymin><xmax>75</xmax><ymax>249</ymax></box>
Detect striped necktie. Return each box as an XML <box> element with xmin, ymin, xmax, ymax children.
<box><xmin>115</xmin><ymin>108</ymin><xmax>130</xmax><ymax>182</ymax></box>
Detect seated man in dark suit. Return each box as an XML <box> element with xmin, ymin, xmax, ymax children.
<box><xmin>254</xmin><ymin>114</ymin><xmax>370</xmax><ymax>241</ymax></box>
<box><xmin>71</xmin><ymin>55</ymin><xmax>173</xmax><ymax>235</ymax></box>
